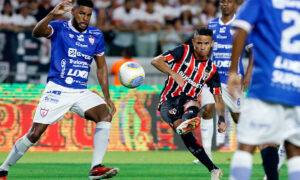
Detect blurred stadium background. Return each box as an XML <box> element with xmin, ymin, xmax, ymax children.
<box><xmin>0</xmin><ymin>0</ymin><xmax>288</xmax><ymax>179</ymax></box>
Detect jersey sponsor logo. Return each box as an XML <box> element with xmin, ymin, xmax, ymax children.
<box><xmin>88</xmin><ymin>30</ymin><xmax>101</xmax><ymax>35</ymax></box>
<box><xmin>40</xmin><ymin>107</ymin><xmax>49</xmax><ymax>118</ymax></box>
<box><xmin>88</xmin><ymin>37</ymin><xmax>95</xmax><ymax>45</ymax></box>
<box><xmin>67</xmin><ymin>69</ymin><xmax>89</xmax><ymax>79</ymax></box>
<box><xmin>44</xmin><ymin>95</ymin><xmax>59</xmax><ymax>104</ymax></box>
<box><xmin>65</xmin><ymin>77</ymin><xmax>73</xmax><ymax>84</ymax></box>
<box><xmin>75</xmin><ymin>42</ymin><xmax>88</xmax><ymax>48</ymax></box>
<box><xmin>69</xmin><ymin>59</ymin><xmax>89</xmax><ymax>68</ymax></box>
<box><xmin>213</xmin><ymin>42</ymin><xmax>232</xmax><ymax>51</ymax></box>
<box><xmin>68</xmin><ymin>48</ymin><xmax>92</xmax><ymax>60</ymax></box>
<box><xmin>220</xmin><ymin>27</ymin><xmax>226</xmax><ymax>33</ymax></box>
<box><xmin>77</xmin><ymin>35</ymin><xmax>84</xmax><ymax>42</ymax></box>
<box><xmin>216</xmin><ymin>34</ymin><xmax>228</xmax><ymax>39</ymax></box>
<box><xmin>272</xmin><ymin>56</ymin><xmax>300</xmax><ymax>89</ymax></box>
<box><xmin>214</xmin><ymin>60</ymin><xmax>231</xmax><ymax>68</ymax></box>
<box><xmin>61</xmin><ymin>59</ymin><xmax>66</xmax><ymax>78</ymax></box>
<box><xmin>213</xmin><ymin>52</ymin><xmax>231</xmax><ymax>59</ymax></box>
<box><xmin>179</xmin><ymin>71</ymin><xmax>203</xmax><ymax>89</ymax></box>
<box><xmin>274</xmin><ymin>56</ymin><xmax>300</xmax><ymax>73</ymax></box>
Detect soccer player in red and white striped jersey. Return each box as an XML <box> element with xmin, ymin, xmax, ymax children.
<box><xmin>151</xmin><ymin>27</ymin><xmax>226</xmax><ymax>180</ymax></box>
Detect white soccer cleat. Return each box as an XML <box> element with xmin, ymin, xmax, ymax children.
<box><xmin>211</xmin><ymin>169</ymin><xmax>222</xmax><ymax>180</ymax></box>
<box><xmin>176</xmin><ymin>117</ymin><xmax>201</xmax><ymax>135</ymax></box>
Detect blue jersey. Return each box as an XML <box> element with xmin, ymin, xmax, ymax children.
<box><xmin>47</xmin><ymin>20</ymin><xmax>105</xmax><ymax>89</ymax></box>
<box><xmin>233</xmin><ymin>0</ymin><xmax>300</xmax><ymax>106</ymax></box>
<box><xmin>208</xmin><ymin>16</ymin><xmax>252</xmax><ymax>84</ymax></box>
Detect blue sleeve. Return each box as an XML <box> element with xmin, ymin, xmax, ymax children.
<box><xmin>233</xmin><ymin>0</ymin><xmax>262</xmax><ymax>33</ymax></box>
<box><xmin>48</xmin><ymin>20</ymin><xmax>62</xmax><ymax>39</ymax></box>
<box><xmin>95</xmin><ymin>33</ymin><xmax>105</xmax><ymax>56</ymax></box>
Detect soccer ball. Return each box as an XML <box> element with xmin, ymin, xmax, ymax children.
<box><xmin>119</xmin><ymin>62</ymin><xmax>145</xmax><ymax>88</ymax></box>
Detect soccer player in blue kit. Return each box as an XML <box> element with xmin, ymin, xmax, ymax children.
<box><xmin>228</xmin><ymin>0</ymin><xmax>300</xmax><ymax>180</ymax></box>
<box><xmin>0</xmin><ymin>0</ymin><xmax>119</xmax><ymax>179</ymax></box>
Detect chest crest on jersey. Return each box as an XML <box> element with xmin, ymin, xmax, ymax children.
<box><xmin>88</xmin><ymin>37</ymin><xmax>95</xmax><ymax>45</ymax></box>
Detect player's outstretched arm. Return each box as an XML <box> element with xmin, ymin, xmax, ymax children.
<box><xmin>95</xmin><ymin>55</ymin><xmax>116</xmax><ymax>116</ymax></box>
<box><xmin>228</xmin><ymin>28</ymin><xmax>248</xmax><ymax>99</ymax></box>
<box><xmin>32</xmin><ymin>0</ymin><xmax>72</xmax><ymax>38</ymax></box>
<box><xmin>213</xmin><ymin>94</ymin><xmax>226</xmax><ymax>133</ymax></box>
<box><xmin>151</xmin><ymin>55</ymin><xmax>185</xmax><ymax>87</ymax></box>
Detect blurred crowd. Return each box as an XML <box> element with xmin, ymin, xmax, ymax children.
<box><xmin>0</xmin><ymin>0</ymin><xmax>240</xmax><ymax>57</ymax></box>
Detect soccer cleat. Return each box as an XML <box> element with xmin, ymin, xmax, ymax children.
<box><xmin>0</xmin><ymin>170</ymin><xmax>8</xmax><ymax>180</ymax></box>
<box><xmin>176</xmin><ymin>117</ymin><xmax>201</xmax><ymax>135</ymax></box>
<box><xmin>89</xmin><ymin>164</ymin><xmax>119</xmax><ymax>179</ymax></box>
<box><xmin>211</xmin><ymin>168</ymin><xmax>222</xmax><ymax>180</ymax></box>
<box><xmin>263</xmin><ymin>175</ymin><xmax>267</xmax><ymax>180</ymax></box>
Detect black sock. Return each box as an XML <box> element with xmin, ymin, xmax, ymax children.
<box><xmin>181</xmin><ymin>132</ymin><xmax>218</xmax><ymax>172</ymax></box>
<box><xmin>261</xmin><ymin>146</ymin><xmax>279</xmax><ymax>180</ymax></box>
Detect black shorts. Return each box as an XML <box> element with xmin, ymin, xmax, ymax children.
<box><xmin>159</xmin><ymin>95</ymin><xmax>197</xmax><ymax>127</ymax></box>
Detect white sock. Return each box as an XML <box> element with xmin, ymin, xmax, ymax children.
<box><xmin>230</xmin><ymin>150</ymin><xmax>253</xmax><ymax>180</ymax></box>
<box><xmin>278</xmin><ymin>144</ymin><xmax>286</xmax><ymax>170</ymax></box>
<box><xmin>0</xmin><ymin>135</ymin><xmax>33</xmax><ymax>171</ymax></box>
<box><xmin>201</xmin><ymin>118</ymin><xmax>213</xmax><ymax>160</ymax></box>
<box><xmin>287</xmin><ymin>156</ymin><xmax>300</xmax><ymax>180</ymax></box>
<box><xmin>91</xmin><ymin>121</ymin><xmax>111</xmax><ymax>168</ymax></box>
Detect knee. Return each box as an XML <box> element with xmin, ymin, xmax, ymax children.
<box><xmin>202</xmin><ymin>109</ymin><xmax>213</xmax><ymax>119</ymax></box>
<box><xmin>27</xmin><ymin>129</ymin><xmax>43</xmax><ymax>143</ymax></box>
<box><xmin>238</xmin><ymin>143</ymin><xmax>256</xmax><ymax>154</ymax></box>
<box><xmin>95</xmin><ymin>113</ymin><xmax>112</xmax><ymax>123</ymax></box>
<box><xmin>201</xmin><ymin>104</ymin><xmax>214</xmax><ymax>119</ymax></box>
<box><xmin>285</xmin><ymin>141</ymin><xmax>300</xmax><ymax>159</ymax></box>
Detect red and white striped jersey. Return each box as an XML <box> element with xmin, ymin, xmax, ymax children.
<box><xmin>159</xmin><ymin>44</ymin><xmax>221</xmax><ymax>106</ymax></box>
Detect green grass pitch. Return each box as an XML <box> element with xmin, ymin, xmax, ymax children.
<box><xmin>0</xmin><ymin>151</ymin><xmax>288</xmax><ymax>179</ymax></box>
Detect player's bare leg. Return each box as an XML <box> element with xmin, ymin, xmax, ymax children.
<box><xmin>285</xmin><ymin>141</ymin><xmax>300</xmax><ymax>180</ymax></box>
<box><xmin>85</xmin><ymin>104</ymin><xmax>119</xmax><ymax>179</ymax></box>
<box><xmin>0</xmin><ymin>123</ymin><xmax>48</xmax><ymax>179</ymax></box>
<box><xmin>229</xmin><ymin>111</ymin><xmax>239</xmax><ymax>124</ymax></box>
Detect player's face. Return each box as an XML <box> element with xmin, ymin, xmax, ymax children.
<box><xmin>192</xmin><ymin>35</ymin><xmax>214</xmax><ymax>58</ymax></box>
<box><xmin>72</xmin><ymin>5</ymin><xmax>93</xmax><ymax>31</ymax></box>
<box><xmin>220</xmin><ymin>0</ymin><xmax>236</xmax><ymax>16</ymax></box>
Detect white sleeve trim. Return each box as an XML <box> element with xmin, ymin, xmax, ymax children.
<box><xmin>95</xmin><ymin>52</ymin><xmax>105</xmax><ymax>56</ymax></box>
<box><xmin>232</xmin><ymin>20</ymin><xmax>252</xmax><ymax>33</ymax></box>
<box><xmin>47</xmin><ymin>25</ymin><xmax>54</xmax><ymax>38</ymax></box>
<box><xmin>245</xmin><ymin>43</ymin><xmax>253</xmax><ymax>51</ymax></box>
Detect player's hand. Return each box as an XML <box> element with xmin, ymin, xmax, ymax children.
<box><xmin>105</xmin><ymin>98</ymin><xmax>116</xmax><ymax>117</ymax></box>
<box><xmin>50</xmin><ymin>0</ymin><xmax>72</xmax><ymax>17</ymax></box>
<box><xmin>227</xmin><ymin>72</ymin><xmax>241</xmax><ymax>100</ymax></box>
<box><xmin>218</xmin><ymin>122</ymin><xmax>227</xmax><ymax>133</ymax></box>
<box><xmin>170</xmin><ymin>72</ymin><xmax>185</xmax><ymax>87</ymax></box>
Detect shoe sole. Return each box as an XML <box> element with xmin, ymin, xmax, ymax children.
<box><xmin>89</xmin><ymin>168</ymin><xmax>119</xmax><ymax>179</ymax></box>
<box><xmin>176</xmin><ymin>117</ymin><xmax>200</xmax><ymax>135</ymax></box>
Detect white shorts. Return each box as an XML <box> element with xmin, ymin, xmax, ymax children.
<box><xmin>201</xmin><ymin>83</ymin><xmax>242</xmax><ymax>113</ymax></box>
<box><xmin>237</xmin><ymin>98</ymin><xmax>300</xmax><ymax>146</ymax></box>
<box><xmin>33</xmin><ymin>81</ymin><xmax>106</xmax><ymax>124</ymax></box>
